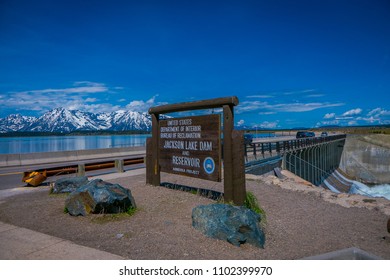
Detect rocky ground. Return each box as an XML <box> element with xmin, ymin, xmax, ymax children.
<box><xmin>0</xmin><ymin>170</ymin><xmax>389</xmax><ymax>259</ymax></box>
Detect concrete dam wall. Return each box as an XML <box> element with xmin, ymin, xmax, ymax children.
<box><xmin>339</xmin><ymin>134</ymin><xmax>390</xmax><ymax>184</ymax></box>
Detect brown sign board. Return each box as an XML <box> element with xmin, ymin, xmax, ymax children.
<box><xmin>159</xmin><ymin>114</ymin><xmax>221</xmax><ymax>182</ymax></box>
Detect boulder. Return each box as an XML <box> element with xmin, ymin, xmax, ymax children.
<box><xmin>192</xmin><ymin>204</ymin><xmax>265</xmax><ymax>248</ymax></box>
<box><xmin>51</xmin><ymin>176</ymin><xmax>89</xmax><ymax>194</ymax></box>
<box><xmin>65</xmin><ymin>179</ymin><xmax>136</xmax><ymax>216</ymax></box>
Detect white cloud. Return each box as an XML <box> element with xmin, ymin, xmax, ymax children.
<box><xmin>368</xmin><ymin>108</ymin><xmax>382</xmax><ymax>116</ymax></box>
<box><xmin>237</xmin><ymin>100</ymin><xmax>344</xmax><ymax>114</ymax></box>
<box><xmin>324</xmin><ymin>113</ymin><xmax>335</xmax><ymax>119</ymax></box>
<box><xmin>246</xmin><ymin>89</ymin><xmax>317</xmax><ymax>99</ymax></box>
<box><xmin>324</xmin><ymin>120</ymin><xmax>339</xmax><ymax>125</ymax></box>
<box><xmin>317</xmin><ymin>106</ymin><xmax>389</xmax><ymax>126</ymax></box>
<box><xmin>336</xmin><ymin>116</ymin><xmax>353</xmax><ymax>120</ymax></box>
<box><xmin>236</xmin><ymin>101</ymin><xmax>267</xmax><ymax>113</ymax></box>
<box><xmin>237</xmin><ymin>119</ymin><xmax>245</xmax><ymax>126</ymax></box>
<box><xmin>356</xmin><ymin>116</ymin><xmax>378</xmax><ymax>123</ymax></box>
<box><xmin>126</xmin><ymin>100</ymin><xmax>147</xmax><ymax>110</ymax></box>
<box><xmin>258</xmin><ymin>121</ymin><xmax>279</xmax><ymax>129</ymax></box>
<box><xmin>14</xmin><ymin>81</ymin><xmax>108</xmax><ymax>96</ymax></box>
<box><xmin>258</xmin><ymin>112</ymin><xmax>276</xmax><ymax>115</ymax></box>
<box><xmin>0</xmin><ymin>81</ymin><xmax>120</xmax><ymax>114</ymax></box>
<box><xmin>368</xmin><ymin>107</ymin><xmax>390</xmax><ymax>117</ymax></box>
<box><xmin>246</xmin><ymin>95</ymin><xmax>273</xmax><ymax>98</ymax></box>
<box><xmin>269</xmin><ymin>102</ymin><xmax>344</xmax><ymax>113</ymax></box>
<box><xmin>238</xmin><ymin>89</ymin><xmax>342</xmax><ymax>115</ymax></box>
<box><xmin>283</xmin><ymin>89</ymin><xmax>316</xmax><ymax>95</ymax></box>
<box><xmin>76</xmin><ymin>103</ymin><xmax>121</xmax><ymax>113</ymax></box>
<box><xmin>342</xmin><ymin>108</ymin><xmax>362</xmax><ymax>116</ymax></box>
<box><xmin>353</xmin><ymin>108</ymin><xmax>390</xmax><ymax>124</ymax></box>
<box><xmin>126</xmin><ymin>95</ymin><xmax>167</xmax><ymax>112</ymax></box>
<box><xmin>316</xmin><ymin>119</ymin><xmax>340</xmax><ymax>127</ymax></box>
<box><xmin>306</xmin><ymin>94</ymin><xmax>325</xmax><ymax>98</ymax></box>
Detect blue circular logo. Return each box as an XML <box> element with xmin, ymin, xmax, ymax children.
<box><xmin>203</xmin><ymin>157</ymin><xmax>215</xmax><ymax>174</ymax></box>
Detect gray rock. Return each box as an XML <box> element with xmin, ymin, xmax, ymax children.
<box><xmin>51</xmin><ymin>176</ymin><xmax>89</xmax><ymax>194</ymax></box>
<box><xmin>65</xmin><ymin>179</ymin><xmax>136</xmax><ymax>216</ymax></box>
<box><xmin>192</xmin><ymin>204</ymin><xmax>265</xmax><ymax>248</ymax></box>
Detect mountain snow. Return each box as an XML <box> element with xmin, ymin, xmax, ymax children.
<box><xmin>0</xmin><ymin>107</ymin><xmax>152</xmax><ymax>133</ymax></box>
<box><xmin>0</xmin><ymin>114</ymin><xmax>37</xmax><ymax>133</ymax></box>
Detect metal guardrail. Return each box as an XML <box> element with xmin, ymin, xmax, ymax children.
<box><xmin>22</xmin><ymin>156</ymin><xmax>145</xmax><ymax>186</ymax></box>
<box><xmin>39</xmin><ymin>157</ymin><xmax>144</xmax><ymax>176</ymax></box>
<box><xmin>244</xmin><ymin>134</ymin><xmax>347</xmax><ymax>162</ymax></box>
<box><xmin>0</xmin><ymin>146</ymin><xmax>146</xmax><ymax>168</ymax></box>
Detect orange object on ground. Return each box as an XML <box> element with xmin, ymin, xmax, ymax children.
<box><xmin>22</xmin><ymin>170</ymin><xmax>47</xmax><ymax>187</ymax></box>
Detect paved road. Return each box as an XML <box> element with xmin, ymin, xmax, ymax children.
<box><xmin>0</xmin><ymin>173</ymin><xmax>25</xmax><ymax>190</ymax></box>
<box><xmin>0</xmin><ymin>163</ymin><xmax>144</xmax><ymax>190</ymax></box>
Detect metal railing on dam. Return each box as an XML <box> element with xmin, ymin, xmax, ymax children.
<box><xmin>245</xmin><ymin>134</ymin><xmax>347</xmax><ymax>187</ymax></box>
<box><xmin>283</xmin><ymin>138</ymin><xmax>346</xmax><ymax>186</ymax></box>
<box><xmin>244</xmin><ymin>134</ymin><xmax>346</xmax><ymax>162</ymax></box>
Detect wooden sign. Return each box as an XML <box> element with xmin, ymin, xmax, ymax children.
<box><xmin>159</xmin><ymin>114</ymin><xmax>221</xmax><ymax>181</ymax></box>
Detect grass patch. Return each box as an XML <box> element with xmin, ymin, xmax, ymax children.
<box><xmin>64</xmin><ymin>203</ymin><xmax>138</xmax><ymax>223</ymax></box>
<box><xmin>244</xmin><ymin>191</ymin><xmax>267</xmax><ymax>224</ymax></box>
<box><xmin>190</xmin><ymin>189</ymin><xmax>198</xmax><ymax>195</ymax></box>
<box><xmin>217</xmin><ymin>191</ymin><xmax>267</xmax><ymax>225</ymax></box>
<box><xmin>125</xmin><ymin>206</ymin><xmax>137</xmax><ymax>216</ymax></box>
<box><xmin>50</xmin><ymin>192</ymin><xmax>69</xmax><ymax>198</ymax></box>
<box><xmin>90</xmin><ymin>206</ymin><xmax>138</xmax><ymax>224</ymax></box>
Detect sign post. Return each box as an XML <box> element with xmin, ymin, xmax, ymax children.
<box><xmin>159</xmin><ymin>114</ymin><xmax>221</xmax><ymax>181</ymax></box>
<box><xmin>147</xmin><ymin>96</ymin><xmax>246</xmax><ymax>205</ymax></box>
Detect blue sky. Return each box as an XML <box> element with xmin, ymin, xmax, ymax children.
<box><xmin>1</xmin><ymin>0</ymin><xmax>389</xmax><ymax>129</ymax></box>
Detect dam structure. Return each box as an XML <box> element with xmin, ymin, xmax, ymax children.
<box><xmin>245</xmin><ymin>134</ymin><xmax>348</xmax><ymax>190</ymax></box>
<box><xmin>282</xmin><ymin>138</ymin><xmax>346</xmax><ymax>188</ymax></box>
<box><xmin>245</xmin><ymin>133</ymin><xmax>390</xmax><ymax>196</ymax></box>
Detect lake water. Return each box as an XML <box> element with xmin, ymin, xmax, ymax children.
<box><xmin>1</xmin><ymin>132</ymin><xmax>281</xmax><ymax>154</ymax></box>
<box><xmin>0</xmin><ymin>135</ymin><xmax>151</xmax><ymax>154</ymax></box>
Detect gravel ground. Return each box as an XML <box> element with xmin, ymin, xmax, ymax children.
<box><xmin>0</xmin><ymin>170</ymin><xmax>389</xmax><ymax>260</ymax></box>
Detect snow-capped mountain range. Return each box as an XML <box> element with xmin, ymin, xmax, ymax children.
<box><xmin>0</xmin><ymin>107</ymin><xmax>153</xmax><ymax>133</ymax></box>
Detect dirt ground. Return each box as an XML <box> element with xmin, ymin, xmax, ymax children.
<box><xmin>0</xmin><ymin>171</ymin><xmax>389</xmax><ymax>260</ymax></box>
